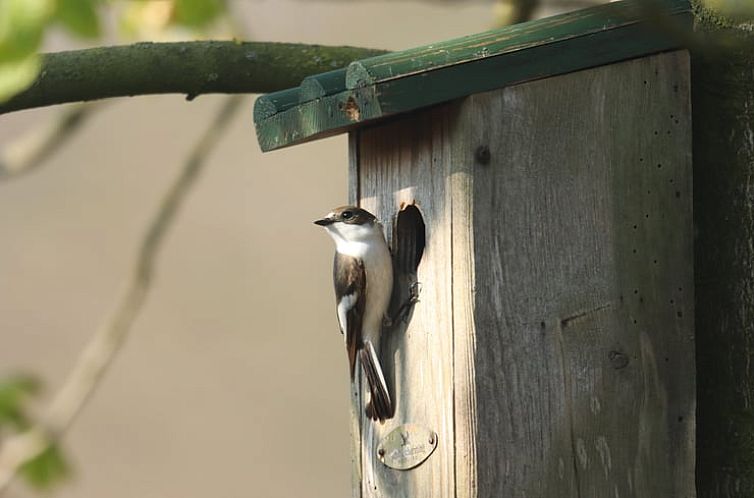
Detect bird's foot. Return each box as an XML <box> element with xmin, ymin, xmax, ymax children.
<box><xmin>385</xmin><ymin>281</ymin><xmax>422</xmax><ymax>328</ymax></box>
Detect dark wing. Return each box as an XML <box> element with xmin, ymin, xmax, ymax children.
<box><xmin>334</xmin><ymin>253</ymin><xmax>366</xmax><ymax>379</ymax></box>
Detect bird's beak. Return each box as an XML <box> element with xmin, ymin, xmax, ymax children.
<box><xmin>314</xmin><ymin>217</ymin><xmax>334</xmax><ymax>226</ymax></box>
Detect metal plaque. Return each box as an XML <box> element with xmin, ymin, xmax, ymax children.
<box><xmin>376</xmin><ymin>424</ymin><xmax>437</xmax><ymax>470</ymax></box>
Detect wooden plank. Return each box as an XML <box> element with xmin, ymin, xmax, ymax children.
<box><xmin>299</xmin><ymin>68</ymin><xmax>347</xmax><ymax>103</ymax></box>
<box><xmin>348</xmin><ymin>131</ymin><xmax>364</xmax><ymax>498</ymax></box>
<box><xmin>252</xmin><ymin>87</ymin><xmax>299</xmax><ymax>122</ymax></box>
<box><xmin>452</xmin><ymin>50</ymin><xmax>694</xmax><ymax>497</ymax></box>
<box><xmin>691</xmin><ymin>25</ymin><xmax>754</xmax><ymax>496</ymax></box>
<box><xmin>355</xmin><ymin>108</ymin><xmax>456</xmax><ymax>498</ymax></box>
<box><xmin>255</xmin><ymin>86</ymin><xmax>383</xmax><ymax>152</ymax></box>
<box><xmin>448</xmin><ymin>112</ymin><xmax>479</xmax><ymax>498</ymax></box>
<box><xmin>345</xmin><ymin>0</ymin><xmax>689</xmax><ymax>88</ymax></box>
<box><xmin>255</xmin><ymin>2</ymin><xmax>692</xmax><ymax>151</ymax></box>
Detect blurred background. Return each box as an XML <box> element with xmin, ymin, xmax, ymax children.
<box><xmin>0</xmin><ymin>1</ymin><xmax>596</xmax><ymax>496</ymax></box>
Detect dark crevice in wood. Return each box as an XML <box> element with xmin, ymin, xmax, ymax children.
<box><xmin>560</xmin><ymin>303</ymin><xmax>613</xmax><ymax>329</ymax></box>
<box><xmin>393</xmin><ymin>203</ymin><xmax>426</xmax><ymax>275</ymax></box>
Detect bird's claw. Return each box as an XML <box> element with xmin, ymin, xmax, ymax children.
<box><xmin>408</xmin><ymin>281</ymin><xmax>422</xmax><ymax>304</ymax></box>
<box><xmin>385</xmin><ymin>281</ymin><xmax>422</xmax><ymax>328</ymax></box>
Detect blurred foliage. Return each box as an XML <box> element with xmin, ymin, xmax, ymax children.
<box><xmin>56</xmin><ymin>0</ymin><xmax>102</xmax><ymax>38</ymax></box>
<box><xmin>20</xmin><ymin>444</ymin><xmax>70</xmax><ymax>489</ymax></box>
<box><xmin>173</xmin><ymin>0</ymin><xmax>225</xmax><ymax>28</ymax></box>
<box><xmin>700</xmin><ymin>0</ymin><xmax>754</xmax><ymax>24</ymax></box>
<box><xmin>0</xmin><ymin>0</ymin><xmax>229</xmax><ymax>103</ymax></box>
<box><xmin>0</xmin><ymin>375</ymin><xmax>41</xmax><ymax>429</ymax></box>
<box><xmin>0</xmin><ymin>375</ymin><xmax>70</xmax><ymax>489</ymax></box>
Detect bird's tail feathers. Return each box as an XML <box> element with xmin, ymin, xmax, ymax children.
<box><xmin>360</xmin><ymin>341</ymin><xmax>393</xmax><ymax>422</ymax></box>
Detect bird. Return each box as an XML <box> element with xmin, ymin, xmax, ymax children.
<box><xmin>314</xmin><ymin>205</ymin><xmax>394</xmax><ymax>422</ymax></box>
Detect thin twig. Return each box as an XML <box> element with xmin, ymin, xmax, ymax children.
<box><xmin>0</xmin><ymin>95</ymin><xmax>244</xmax><ymax>494</ymax></box>
<box><xmin>0</xmin><ymin>103</ymin><xmax>101</xmax><ymax>181</ymax></box>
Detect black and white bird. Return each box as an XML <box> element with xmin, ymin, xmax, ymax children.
<box><xmin>315</xmin><ymin>206</ymin><xmax>393</xmax><ymax>422</ymax></box>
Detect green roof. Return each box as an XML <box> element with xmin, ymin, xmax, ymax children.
<box><xmin>254</xmin><ymin>0</ymin><xmax>692</xmax><ymax>152</ymax></box>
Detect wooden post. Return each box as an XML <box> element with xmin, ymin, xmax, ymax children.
<box><xmin>349</xmin><ymin>50</ymin><xmax>695</xmax><ymax>498</ymax></box>
<box><xmin>692</xmin><ymin>15</ymin><xmax>754</xmax><ymax>496</ymax></box>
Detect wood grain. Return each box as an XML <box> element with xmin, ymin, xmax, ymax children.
<box><xmin>458</xmin><ymin>50</ymin><xmax>694</xmax><ymax>497</ymax></box>
<box><xmin>348</xmin><ymin>50</ymin><xmax>694</xmax><ymax>497</ymax></box>
<box><xmin>355</xmin><ymin>107</ymin><xmax>456</xmax><ymax>498</ymax></box>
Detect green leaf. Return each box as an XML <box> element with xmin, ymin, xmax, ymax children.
<box><xmin>0</xmin><ymin>0</ymin><xmax>53</xmax><ymax>62</ymax></box>
<box><xmin>0</xmin><ymin>374</ymin><xmax>41</xmax><ymax>429</ymax></box>
<box><xmin>55</xmin><ymin>0</ymin><xmax>101</xmax><ymax>38</ymax></box>
<box><xmin>172</xmin><ymin>0</ymin><xmax>225</xmax><ymax>28</ymax></box>
<box><xmin>0</xmin><ymin>55</ymin><xmax>41</xmax><ymax>103</ymax></box>
<box><xmin>20</xmin><ymin>443</ymin><xmax>71</xmax><ymax>490</ymax></box>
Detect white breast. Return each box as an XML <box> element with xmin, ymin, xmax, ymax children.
<box><xmin>328</xmin><ymin>221</ymin><xmax>393</xmax><ymax>345</ymax></box>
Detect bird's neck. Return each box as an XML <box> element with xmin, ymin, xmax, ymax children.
<box><xmin>329</xmin><ymin>225</ymin><xmax>387</xmax><ymax>259</ymax></box>
<box><xmin>334</xmin><ymin>237</ymin><xmax>380</xmax><ymax>259</ymax></box>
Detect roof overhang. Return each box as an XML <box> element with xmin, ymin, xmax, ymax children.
<box><xmin>254</xmin><ymin>0</ymin><xmax>692</xmax><ymax>152</ymax></box>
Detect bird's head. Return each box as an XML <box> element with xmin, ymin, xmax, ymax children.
<box><xmin>314</xmin><ymin>206</ymin><xmax>381</xmax><ymax>244</ymax></box>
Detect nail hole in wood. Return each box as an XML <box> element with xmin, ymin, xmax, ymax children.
<box><xmin>474</xmin><ymin>145</ymin><xmax>491</xmax><ymax>165</ymax></box>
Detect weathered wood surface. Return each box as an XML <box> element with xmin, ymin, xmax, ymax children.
<box><xmin>457</xmin><ymin>50</ymin><xmax>694</xmax><ymax>498</ymax></box>
<box><xmin>355</xmin><ymin>107</ymin><xmax>456</xmax><ymax>498</ymax></box>
<box><xmin>349</xmin><ymin>50</ymin><xmax>694</xmax><ymax>498</ymax></box>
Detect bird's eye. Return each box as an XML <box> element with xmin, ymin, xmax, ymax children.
<box><xmin>341</xmin><ymin>211</ymin><xmax>353</xmax><ymax>220</ymax></box>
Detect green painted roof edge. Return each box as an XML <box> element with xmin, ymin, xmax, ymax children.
<box><xmin>345</xmin><ymin>0</ymin><xmax>690</xmax><ymax>88</ymax></box>
<box><xmin>255</xmin><ymin>0</ymin><xmax>692</xmax><ymax>152</ymax></box>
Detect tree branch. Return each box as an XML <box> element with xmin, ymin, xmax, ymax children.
<box><xmin>0</xmin><ymin>42</ymin><xmax>388</xmax><ymax>115</ymax></box>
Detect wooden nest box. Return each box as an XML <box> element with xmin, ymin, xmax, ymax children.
<box><xmin>254</xmin><ymin>0</ymin><xmax>703</xmax><ymax>496</ymax></box>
